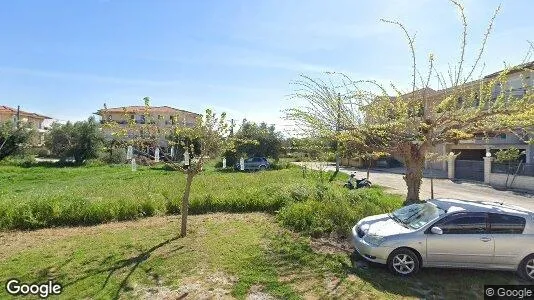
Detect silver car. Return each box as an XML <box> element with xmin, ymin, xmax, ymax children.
<box><xmin>351</xmin><ymin>198</ymin><xmax>534</xmax><ymax>281</ymax></box>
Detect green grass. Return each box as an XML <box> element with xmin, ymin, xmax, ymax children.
<box><xmin>0</xmin><ymin>162</ymin><xmax>401</xmax><ymax>233</ymax></box>
<box><xmin>0</xmin><ymin>213</ymin><xmax>524</xmax><ymax>299</ymax></box>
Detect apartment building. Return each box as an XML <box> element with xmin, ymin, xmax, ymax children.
<box><xmin>0</xmin><ymin>105</ymin><xmax>52</xmax><ymax>146</ymax></box>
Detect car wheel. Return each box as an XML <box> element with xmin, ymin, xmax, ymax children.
<box><xmin>387</xmin><ymin>248</ymin><xmax>420</xmax><ymax>276</ymax></box>
<box><xmin>259</xmin><ymin>165</ymin><xmax>266</xmax><ymax>171</ymax></box>
<box><xmin>518</xmin><ymin>254</ymin><xmax>534</xmax><ymax>281</ymax></box>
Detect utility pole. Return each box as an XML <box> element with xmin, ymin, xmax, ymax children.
<box><xmin>335</xmin><ymin>93</ymin><xmax>341</xmax><ymax>172</ymax></box>
<box><xmin>16</xmin><ymin>106</ymin><xmax>21</xmax><ymax>129</ymax></box>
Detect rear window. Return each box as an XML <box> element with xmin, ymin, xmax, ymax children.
<box><xmin>488</xmin><ymin>213</ymin><xmax>526</xmax><ymax>234</ymax></box>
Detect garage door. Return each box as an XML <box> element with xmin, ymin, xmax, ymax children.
<box><xmin>455</xmin><ymin>160</ymin><xmax>484</xmax><ymax>182</ymax></box>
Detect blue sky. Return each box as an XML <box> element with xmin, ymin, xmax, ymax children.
<box><xmin>0</xmin><ymin>0</ymin><xmax>532</xmax><ymax>131</ymax></box>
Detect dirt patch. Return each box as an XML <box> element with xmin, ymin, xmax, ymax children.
<box><xmin>135</xmin><ymin>271</ymin><xmax>238</xmax><ymax>300</ymax></box>
<box><xmin>246</xmin><ymin>285</ymin><xmax>274</xmax><ymax>300</ymax></box>
<box><xmin>309</xmin><ymin>237</ymin><xmax>353</xmax><ymax>255</ymax></box>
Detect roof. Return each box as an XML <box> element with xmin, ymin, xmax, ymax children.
<box><xmin>429</xmin><ymin>198</ymin><xmax>533</xmax><ymax>216</ymax></box>
<box><xmin>0</xmin><ymin>105</ymin><xmax>51</xmax><ymax>119</ymax></box>
<box><xmin>484</xmin><ymin>60</ymin><xmax>534</xmax><ymax>79</ymax></box>
<box><xmin>95</xmin><ymin>105</ymin><xmax>201</xmax><ymax>116</ymax></box>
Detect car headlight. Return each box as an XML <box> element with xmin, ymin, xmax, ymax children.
<box><xmin>363</xmin><ymin>234</ymin><xmax>385</xmax><ymax>246</ymax></box>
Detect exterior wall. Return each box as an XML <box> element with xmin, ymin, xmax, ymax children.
<box><xmin>489</xmin><ymin>173</ymin><xmax>534</xmax><ymax>192</ymax></box>
<box><xmin>99</xmin><ymin>111</ymin><xmax>197</xmax><ymax>127</ymax></box>
<box><xmin>0</xmin><ymin>112</ymin><xmax>48</xmax><ymax>146</ymax></box>
<box><xmin>0</xmin><ymin>112</ymin><xmax>46</xmax><ymax>129</ymax></box>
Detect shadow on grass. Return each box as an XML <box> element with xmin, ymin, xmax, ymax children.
<box><xmin>328</xmin><ymin>170</ymin><xmax>339</xmax><ymax>182</ymax></box>
<box><xmin>63</xmin><ymin>237</ymin><xmax>182</xmax><ymax>299</ymax></box>
<box><xmin>266</xmin><ymin>232</ymin><xmax>527</xmax><ymax>299</ymax></box>
<box><xmin>17</xmin><ymin>161</ymin><xmax>86</xmax><ymax>168</ymax></box>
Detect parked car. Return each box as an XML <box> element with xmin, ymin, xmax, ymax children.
<box><xmin>351</xmin><ymin>198</ymin><xmax>534</xmax><ymax>281</ymax></box>
<box><xmin>235</xmin><ymin>157</ymin><xmax>270</xmax><ymax>171</ymax></box>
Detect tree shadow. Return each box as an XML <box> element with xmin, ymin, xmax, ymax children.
<box><xmin>18</xmin><ymin>161</ymin><xmax>85</xmax><ymax>168</ymax></box>
<box><xmin>266</xmin><ymin>231</ymin><xmax>524</xmax><ymax>299</ymax></box>
<box><xmin>346</xmin><ymin>254</ymin><xmax>527</xmax><ymax>299</ymax></box>
<box><xmin>63</xmin><ymin>236</ymin><xmax>182</xmax><ymax>299</ymax></box>
<box><xmin>328</xmin><ymin>170</ymin><xmax>339</xmax><ymax>182</ymax></box>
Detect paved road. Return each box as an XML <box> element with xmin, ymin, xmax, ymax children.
<box><xmin>296</xmin><ymin>162</ymin><xmax>534</xmax><ymax>211</ymax></box>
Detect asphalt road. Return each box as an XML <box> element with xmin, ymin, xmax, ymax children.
<box><xmin>296</xmin><ymin>162</ymin><xmax>534</xmax><ymax>211</ymax></box>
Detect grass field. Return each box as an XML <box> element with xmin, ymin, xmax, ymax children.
<box><xmin>1</xmin><ymin>162</ymin><xmax>528</xmax><ymax>299</ymax></box>
<box><xmin>0</xmin><ymin>162</ymin><xmax>401</xmax><ymax>233</ymax></box>
<box><xmin>0</xmin><ymin>213</ymin><xmax>526</xmax><ymax>300</ymax></box>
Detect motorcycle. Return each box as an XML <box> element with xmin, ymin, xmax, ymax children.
<box><xmin>344</xmin><ymin>173</ymin><xmax>372</xmax><ymax>189</ymax></box>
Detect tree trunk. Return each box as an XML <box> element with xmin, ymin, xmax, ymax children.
<box><xmin>366</xmin><ymin>160</ymin><xmax>371</xmax><ymax>180</ymax></box>
<box><xmin>402</xmin><ymin>144</ymin><xmax>426</xmax><ymax>205</ymax></box>
<box><xmin>180</xmin><ymin>171</ymin><xmax>195</xmax><ymax>237</ymax></box>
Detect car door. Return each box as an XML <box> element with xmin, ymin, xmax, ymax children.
<box><xmin>489</xmin><ymin>213</ymin><xmax>527</xmax><ymax>267</ymax></box>
<box><xmin>426</xmin><ymin>212</ymin><xmax>494</xmax><ymax>266</ymax></box>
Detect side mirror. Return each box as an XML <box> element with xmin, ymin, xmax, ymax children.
<box><xmin>431</xmin><ymin>226</ymin><xmax>443</xmax><ymax>235</ymax></box>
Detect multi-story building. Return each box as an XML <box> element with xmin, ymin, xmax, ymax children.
<box><xmin>425</xmin><ymin>61</ymin><xmax>534</xmax><ymax>174</ymax></box>
<box><xmin>360</xmin><ymin>61</ymin><xmax>533</xmax><ymax>181</ymax></box>
<box><xmin>95</xmin><ymin>105</ymin><xmax>200</xmax><ymax>127</ymax></box>
<box><xmin>95</xmin><ymin>105</ymin><xmax>201</xmax><ymax>149</ymax></box>
<box><xmin>0</xmin><ymin>105</ymin><xmax>52</xmax><ymax>146</ymax></box>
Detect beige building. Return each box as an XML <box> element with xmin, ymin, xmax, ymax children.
<box><xmin>426</xmin><ymin>61</ymin><xmax>534</xmax><ymax>172</ymax></box>
<box><xmin>361</xmin><ymin>61</ymin><xmax>533</xmax><ymax>181</ymax></box>
<box><xmin>95</xmin><ymin>105</ymin><xmax>200</xmax><ymax>127</ymax></box>
<box><xmin>0</xmin><ymin>105</ymin><xmax>52</xmax><ymax>146</ymax></box>
<box><xmin>95</xmin><ymin>105</ymin><xmax>201</xmax><ymax>148</ymax></box>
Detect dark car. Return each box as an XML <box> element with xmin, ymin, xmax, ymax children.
<box><xmin>235</xmin><ymin>157</ymin><xmax>270</xmax><ymax>171</ymax></box>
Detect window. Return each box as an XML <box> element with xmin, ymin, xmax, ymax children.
<box><xmin>489</xmin><ymin>213</ymin><xmax>526</xmax><ymax>234</ymax></box>
<box><xmin>392</xmin><ymin>203</ymin><xmax>445</xmax><ymax>230</ymax></box>
<box><xmin>499</xmin><ymin>133</ymin><xmax>507</xmax><ymax>140</ymax></box>
<box><xmin>433</xmin><ymin>212</ymin><xmax>487</xmax><ymax>234</ymax></box>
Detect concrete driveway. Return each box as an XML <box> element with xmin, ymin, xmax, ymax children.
<box><xmin>296</xmin><ymin>162</ymin><xmax>534</xmax><ymax>211</ymax></box>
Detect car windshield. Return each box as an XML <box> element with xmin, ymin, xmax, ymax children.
<box><xmin>390</xmin><ymin>203</ymin><xmax>445</xmax><ymax>229</ymax></box>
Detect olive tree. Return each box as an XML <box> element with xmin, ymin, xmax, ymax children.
<box><xmin>0</xmin><ymin>121</ymin><xmax>34</xmax><ymax>160</ymax></box>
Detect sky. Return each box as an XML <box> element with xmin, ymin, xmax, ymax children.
<box><xmin>0</xmin><ymin>0</ymin><xmax>532</xmax><ymax>133</ymax></box>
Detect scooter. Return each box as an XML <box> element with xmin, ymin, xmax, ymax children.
<box><xmin>344</xmin><ymin>174</ymin><xmax>372</xmax><ymax>189</ymax></box>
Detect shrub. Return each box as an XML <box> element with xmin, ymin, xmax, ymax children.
<box><xmin>46</xmin><ymin>117</ymin><xmax>102</xmax><ymax>164</ymax></box>
<box><xmin>100</xmin><ymin>149</ymin><xmax>127</xmax><ymax>164</ymax></box>
<box><xmin>0</xmin><ymin>121</ymin><xmax>35</xmax><ymax>161</ymax></box>
<box><xmin>278</xmin><ymin>186</ymin><xmax>402</xmax><ymax>238</ymax></box>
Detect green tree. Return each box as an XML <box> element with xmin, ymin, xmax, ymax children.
<box><xmin>495</xmin><ymin>147</ymin><xmax>525</xmax><ymax>187</ymax></box>
<box><xmin>223</xmin><ymin>120</ymin><xmax>283</xmax><ymax>166</ymax></box>
<box><xmin>103</xmin><ymin>98</ymin><xmax>232</xmax><ymax>236</ymax></box>
<box><xmin>0</xmin><ymin>121</ymin><xmax>34</xmax><ymax>160</ymax></box>
<box><xmin>285</xmin><ymin>74</ymin><xmax>361</xmax><ymax>172</ymax></box>
<box><xmin>46</xmin><ymin>117</ymin><xmax>102</xmax><ymax>163</ymax></box>
<box><xmin>286</xmin><ymin>1</ymin><xmax>534</xmax><ymax>204</ymax></box>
